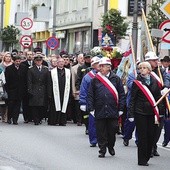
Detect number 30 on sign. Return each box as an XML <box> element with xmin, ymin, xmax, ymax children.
<box><xmin>21</xmin><ymin>18</ymin><xmax>33</xmax><ymax>30</ymax></box>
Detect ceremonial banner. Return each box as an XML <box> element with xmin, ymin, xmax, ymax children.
<box><xmin>116</xmin><ymin>47</ymin><xmax>135</xmax><ymax>85</ymax></box>
<box><xmin>140</xmin><ymin>14</ymin><xmax>152</xmax><ymax>61</ymax></box>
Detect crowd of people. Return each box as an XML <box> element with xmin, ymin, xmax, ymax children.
<box><xmin>0</xmin><ymin>47</ymin><xmax>170</xmax><ymax>166</ymax></box>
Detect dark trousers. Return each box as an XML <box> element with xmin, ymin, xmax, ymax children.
<box><xmin>81</xmin><ymin>110</ymin><xmax>89</xmax><ymax>130</ymax></box>
<box><xmin>123</xmin><ymin>119</ymin><xmax>136</xmax><ymax>139</ymax></box>
<box><xmin>88</xmin><ymin>114</ymin><xmax>97</xmax><ymax>145</ymax></box>
<box><xmin>74</xmin><ymin>100</ymin><xmax>82</xmax><ymax>123</ymax></box>
<box><xmin>164</xmin><ymin>118</ymin><xmax>170</xmax><ymax>143</ymax></box>
<box><xmin>31</xmin><ymin>106</ymin><xmax>46</xmax><ymax>124</ymax></box>
<box><xmin>22</xmin><ymin>96</ymin><xmax>32</xmax><ymax>122</ymax></box>
<box><xmin>135</xmin><ymin>114</ymin><xmax>154</xmax><ymax>164</ymax></box>
<box><xmin>8</xmin><ymin>100</ymin><xmax>21</xmax><ymax>123</ymax></box>
<box><xmin>152</xmin><ymin>116</ymin><xmax>164</xmax><ymax>151</ymax></box>
<box><xmin>96</xmin><ymin>118</ymin><xmax>118</xmax><ymax>154</ymax></box>
<box><xmin>56</xmin><ymin>111</ymin><xmax>67</xmax><ymax>125</ymax></box>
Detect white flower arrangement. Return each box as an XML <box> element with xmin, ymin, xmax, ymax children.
<box><xmin>90</xmin><ymin>46</ymin><xmax>101</xmax><ymax>56</ymax></box>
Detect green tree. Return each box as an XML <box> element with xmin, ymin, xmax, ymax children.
<box><xmin>146</xmin><ymin>0</ymin><xmax>168</xmax><ymax>55</ymax></box>
<box><xmin>0</xmin><ymin>25</ymin><xmax>20</xmax><ymax>51</ymax></box>
<box><xmin>101</xmin><ymin>9</ymin><xmax>128</xmax><ymax>45</ymax></box>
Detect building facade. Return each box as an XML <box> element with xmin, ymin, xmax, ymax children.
<box><xmin>1</xmin><ymin>0</ymin><xmax>156</xmax><ymax>55</ymax></box>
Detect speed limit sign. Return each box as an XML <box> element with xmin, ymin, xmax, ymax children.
<box><xmin>20</xmin><ymin>18</ymin><xmax>33</xmax><ymax>30</ymax></box>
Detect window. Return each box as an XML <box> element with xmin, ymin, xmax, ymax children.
<box><xmin>98</xmin><ymin>0</ymin><xmax>104</xmax><ymax>6</ymax></box>
<box><xmin>83</xmin><ymin>0</ymin><xmax>88</xmax><ymax>8</ymax></box>
<box><xmin>58</xmin><ymin>0</ymin><xmax>69</xmax><ymax>13</ymax></box>
<box><xmin>24</xmin><ymin>0</ymin><xmax>28</xmax><ymax>11</ymax></box>
<box><xmin>17</xmin><ymin>4</ymin><xmax>20</xmax><ymax>12</ymax></box>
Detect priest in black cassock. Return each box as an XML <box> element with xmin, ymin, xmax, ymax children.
<box><xmin>48</xmin><ymin>57</ymin><xmax>72</xmax><ymax>126</ymax></box>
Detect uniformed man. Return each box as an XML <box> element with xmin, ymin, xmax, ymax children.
<box><xmin>27</xmin><ymin>55</ymin><xmax>49</xmax><ymax>125</ymax></box>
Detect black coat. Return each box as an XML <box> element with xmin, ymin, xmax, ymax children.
<box><xmin>128</xmin><ymin>75</ymin><xmax>163</xmax><ymax>118</ymax></box>
<box><xmin>88</xmin><ymin>71</ymin><xmax>126</xmax><ymax>120</ymax></box>
<box><xmin>75</xmin><ymin>62</ymin><xmax>91</xmax><ymax>90</ymax></box>
<box><xmin>5</xmin><ymin>63</ymin><xmax>28</xmax><ymax>100</ymax></box>
<box><xmin>27</xmin><ymin>65</ymin><xmax>49</xmax><ymax>106</ymax></box>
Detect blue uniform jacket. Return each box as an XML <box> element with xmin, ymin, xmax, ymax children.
<box><xmin>79</xmin><ymin>69</ymin><xmax>97</xmax><ymax>106</ymax></box>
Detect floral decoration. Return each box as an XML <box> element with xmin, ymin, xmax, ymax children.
<box><xmin>90</xmin><ymin>46</ymin><xmax>101</xmax><ymax>56</ymax></box>
<box><xmin>101</xmin><ymin>46</ymin><xmax>123</xmax><ymax>59</ymax></box>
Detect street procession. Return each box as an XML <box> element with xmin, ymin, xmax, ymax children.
<box><xmin>0</xmin><ymin>0</ymin><xmax>170</xmax><ymax>169</ymax></box>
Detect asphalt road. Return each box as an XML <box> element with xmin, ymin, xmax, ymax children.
<box><xmin>0</xmin><ymin>116</ymin><xmax>169</xmax><ymax>170</ymax></box>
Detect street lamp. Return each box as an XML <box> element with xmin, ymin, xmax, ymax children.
<box><xmin>132</xmin><ymin>0</ymin><xmax>139</xmax><ymax>60</ymax></box>
<box><xmin>104</xmin><ymin>0</ymin><xmax>108</xmax><ymax>13</ymax></box>
<box><xmin>52</xmin><ymin>0</ymin><xmax>57</xmax><ymax>54</ymax></box>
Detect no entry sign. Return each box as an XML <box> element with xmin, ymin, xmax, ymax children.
<box><xmin>21</xmin><ymin>18</ymin><xmax>33</xmax><ymax>30</ymax></box>
<box><xmin>20</xmin><ymin>35</ymin><xmax>33</xmax><ymax>48</ymax></box>
<box><xmin>159</xmin><ymin>20</ymin><xmax>170</xmax><ymax>43</ymax></box>
<box><xmin>46</xmin><ymin>37</ymin><xmax>59</xmax><ymax>50</ymax></box>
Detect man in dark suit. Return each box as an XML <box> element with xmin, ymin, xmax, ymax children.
<box><xmin>5</xmin><ymin>56</ymin><xmax>28</xmax><ymax>125</ymax></box>
<box><xmin>21</xmin><ymin>50</ymin><xmax>34</xmax><ymax>122</ymax></box>
<box><xmin>23</xmin><ymin>50</ymin><xmax>48</xmax><ymax>68</ymax></box>
<box><xmin>27</xmin><ymin>55</ymin><xmax>49</xmax><ymax>125</ymax></box>
<box><xmin>22</xmin><ymin>51</ymin><xmax>34</xmax><ymax>68</ymax></box>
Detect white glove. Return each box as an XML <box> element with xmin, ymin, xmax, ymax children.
<box><xmin>90</xmin><ymin>111</ymin><xmax>95</xmax><ymax>117</ymax></box>
<box><xmin>119</xmin><ymin>111</ymin><xmax>123</xmax><ymax>116</ymax></box>
<box><xmin>161</xmin><ymin>87</ymin><xmax>169</xmax><ymax>96</ymax></box>
<box><xmin>80</xmin><ymin>105</ymin><xmax>86</xmax><ymax>112</ymax></box>
<box><xmin>154</xmin><ymin>115</ymin><xmax>159</xmax><ymax>125</ymax></box>
<box><xmin>128</xmin><ymin>118</ymin><xmax>134</xmax><ymax>122</ymax></box>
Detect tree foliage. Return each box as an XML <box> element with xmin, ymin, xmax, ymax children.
<box><xmin>147</xmin><ymin>0</ymin><xmax>168</xmax><ymax>29</ymax></box>
<box><xmin>146</xmin><ymin>0</ymin><xmax>168</xmax><ymax>54</ymax></box>
<box><xmin>0</xmin><ymin>25</ymin><xmax>20</xmax><ymax>50</ymax></box>
<box><xmin>101</xmin><ymin>9</ymin><xmax>128</xmax><ymax>44</ymax></box>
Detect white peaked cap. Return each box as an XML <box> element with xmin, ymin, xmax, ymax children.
<box><xmin>99</xmin><ymin>57</ymin><xmax>112</xmax><ymax>65</ymax></box>
<box><xmin>145</xmin><ymin>51</ymin><xmax>159</xmax><ymax>61</ymax></box>
<box><xmin>91</xmin><ymin>56</ymin><xmax>101</xmax><ymax>66</ymax></box>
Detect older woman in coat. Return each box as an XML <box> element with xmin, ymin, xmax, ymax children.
<box><xmin>128</xmin><ymin>62</ymin><xmax>163</xmax><ymax>166</ymax></box>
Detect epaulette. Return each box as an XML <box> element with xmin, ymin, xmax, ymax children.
<box><xmin>43</xmin><ymin>66</ymin><xmax>49</xmax><ymax>69</ymax></box>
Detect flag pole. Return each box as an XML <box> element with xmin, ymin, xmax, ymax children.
<box><xmin>154</xmin><ymin>89</ymin><xmax>170</xmax><ymax>107</ymax></box>
<box><xmin>129</xmin><ymin>34</ymin><xmax>137</xmax><ymax>77</ymax></box>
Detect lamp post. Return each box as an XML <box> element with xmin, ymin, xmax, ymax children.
<box><xmin>0</xmin><ymin>0</ymin><xmax>4</xmax><ymax>51</ymax></box>
<box><xmin>104</xmin><ymin>0</ymin><xmax>108</xmax><ymax>13</ymax></box>
<box><xmin>52</xmin><ymin>0</ymin><xmax>57</xmax><ymax>54</ymax></box>
<box><xmin>132</xmin><ymin>0</ymin><xmax>139</xmax><ymax>60</ymax></box>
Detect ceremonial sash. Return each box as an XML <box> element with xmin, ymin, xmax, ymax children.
<box><xmin>151</xmin><ymin>71</ymin><xmax>170</xmax><ymax>111</ymax></box>
<box><xmin>150</xmin><ymin>71</ymin><xmax>162</xmax><ymax>88</ymax></box>
<box><xmin>88</xmin><ymin>70</ymin><xmax>95</xmax><ymax>78</ymax></box>
<box><xmin>95</xmin><ymin>72</ymin><xmax>118</xmax><ymax>105</ymax></box>
<box><xmin>51</xmin><ymin>68</ymin><xmax>71</xmax><ymax>113</ymax></box>
<box><xmin>134</xmin><ymin>80</ymin><xmax>159</xmax><ymax>121</ymax></box>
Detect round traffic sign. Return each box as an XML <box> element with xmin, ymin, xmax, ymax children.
<box><xmin>159</xmin><ymin>20</ymin><xmax>170</xmax><ymax>43</ymax></box>
<box><xmin>21</xmin><ymin>18</ymin><xmax>33</xmax><ymax>30</ymax></box>
<box><xmin>46</xmin><ymin>37</ymin><xmax>59</xmax><ymax>50</ymax></box>
<box><xmin>20</xmin><ymin>35</ymin><xmax>33</xmax><ymax>48</ymax></box>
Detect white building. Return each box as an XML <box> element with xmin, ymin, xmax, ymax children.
<box><xmin>2</xmin><ymin>0</ymin><xmax>159</xmax><ymax>56</ymax></box>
